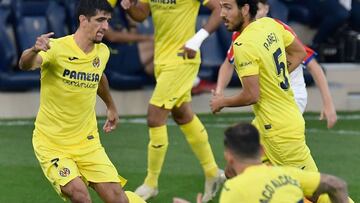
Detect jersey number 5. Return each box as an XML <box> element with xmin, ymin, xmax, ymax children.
<box><xmin>273</xmin><ymin>48</ymin><xmax>289</xmax><ymax>90</ymax></box>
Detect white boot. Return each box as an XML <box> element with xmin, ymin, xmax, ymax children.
<box><xmin>134</xmin><ymin>184</ymin><xmax>159</xmax><ymax>201</ymax></box>
<box><xmin>202</xmin><ymin>169</ymin><xmax>226</xmax><ymax>203</ymax></box>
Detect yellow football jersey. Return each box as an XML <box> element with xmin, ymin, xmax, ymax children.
<box><xmin>107</xmin><ymin>0</ymin><xmax>117</xmax><ymax>7</ymax></box>
<box><xmin>219</xmin><ymin>164</ymin><xmax>320</xmax><ymax>203</ymax></box>
<box><xmin>35</xmin><ymin>35</ymin><xmax>109</xmax><ymax>147</ymax></box>
<box><xmin>233</xmin><ymin>17</ymin><xmax>304</xmax><ymax>135</ymax></box>
<box><xmin>139</xmin><ymin>0</ymin><xmax>208</xmax><ymax>65</ymax></box>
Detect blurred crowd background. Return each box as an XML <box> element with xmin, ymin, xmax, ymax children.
<box><xmin>0</xmin><ymin>0</ymin><xmax>359</xmax><ymax>92</ymax></box>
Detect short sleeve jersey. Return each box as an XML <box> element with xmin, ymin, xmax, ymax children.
<box><xmin>227</xmin><ymin>20</ymin><xmax>316</xmax><ymax>66</ymax></box>
<box><xmin>140</xmin><ymin>0</ymin><xmax>209</xmax><ymax>65</ymax></box>
<box><xmin>35</xmin><ymin>35</ymin><xmax>109</xmax><ymax>147</ymax></box>
<box><xmin>219</xmin><ymin>164</ymin><xmax>320</xmax><ymax>203</ymax></box>
<box><xmin>233</xmin><ymin>17</ymin><xmax>305</xmax><ymax>133</ymax></box>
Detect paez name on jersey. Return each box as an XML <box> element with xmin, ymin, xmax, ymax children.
<box><xmin>263</xmin><ymin>32</ymin><xmax>279</xmax><ymax>51</ymax></box>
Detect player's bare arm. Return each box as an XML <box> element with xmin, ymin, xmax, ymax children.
<box><xmin>215</xmin><ymin>59</ymin><xmax>235</xmax><ymax>95</ymax></box>
<box><xmin>285</xmin><ymin>38</ymin><xmax>306</xmax><ymax>73</ymax></box>
<box><xmin>310</xmin><ymin>174</ymin><xmax>349</xmax><ymax>203</ymax></box>
<box><xmin>19</xmin><ymin>32</ymin><xmax>54</xmax><ymax>70</ymax></box>
<box><xmin>97</xmin><ymin>73</ymin><xmax>119</xmax><ymax>133</ymax></box>
<box><xmin>203</xmin><ymin>0</ymin><xmax>222</xmax><ymax>33</ymax></box>
<box><xmin>307</xmin><ymin>59</ymin><xmax>337</xmax><ymax>128</ymax></box>
<box><xmin>121</xmin><ymin>0</ymin><xmax>150</xmax><ymax>22</ymax></box>
<box><xmin>183</xmin><ymin>0</ymin><xmax>221</xmax><ymax>59</ymax></box>
<box><xmin>210</xmin><ymin>75</ymin><xmax>259</xmax><ymax>113</ymax></box>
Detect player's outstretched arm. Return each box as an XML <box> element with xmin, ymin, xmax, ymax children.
<box><xmin>19</xmin><ymin>32</ymin><xmax>54</xmax><ymax>71</ymax></box>
<box><xmin>97</xmin><ymin>74</ymin><xmax>119</xmax><ymax>133</ymax></box>
<box><xmin>306</xmin><ymin>59</ymin><xmax>337</xmax><ymax>128</ymax></box>
<box><xmin>215</xmin><ymin>59</ymin><xmax>235</xmax><ymax>96</ymax></box>
<box><xmin>310</xmin><ymin>174</ymin><xmax>349</xmax><ymax>203</ymax></box>
<box><xmin>121</xmin><ymin>0</ymin><xmax>150</xmax><ymax>22</ymax></box>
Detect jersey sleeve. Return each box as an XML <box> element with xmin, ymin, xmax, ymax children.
<box><xmin>101</xmin><ymin>43</ymin><xmax>111</xmax><ymax>71</ymax></box>
<box><xmin>233</xmin><ymin>41</ymin><xmax>259</xmax><ymax>77</ymax></box>
<box><xmin>219</xmin><ymin>180</ymin><xmax>246</xmax><ymax>203</ymax></box>
<box><xmin>303</xmin><ymin>46</ymin><xmax>317</xmax><ymax>66</ymax></box>
<box><xmin>274</xmin><ymin>19</ymin><xmax>295</xmax><ymax>48</ymax></box>
<box><xmin>286</xmin><ymin>167</ymin><xmax>321</xmax><ymax>197</ymax></box>
<box><xmin>281</xmin><ymin>27</ymin><xmax>295</xmax><ymax>48</ymax></box>
<box><xmin>198</xmin><ymin>0</ymin><xmax>210</xmax><ymax>6</ymax></box>
<box><xmin>274</xmin><ymin>19</ymin><xmax>316</xmax><ymax>66</ymax></box>
<box><xmin>38</xmin><ymin>39</ymin><xmax>55</xmax><ymax>69</ymax></box>
<box><xmin>107</xmin><ymin>0</ymin><xmax>117</xmax><ymax>7</ymax></box>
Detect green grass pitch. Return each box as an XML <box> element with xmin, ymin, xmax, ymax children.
<box><xmin>0</xmin><ymin>112</ymin><xmax>359</xmax><ymax>202</ymax></box>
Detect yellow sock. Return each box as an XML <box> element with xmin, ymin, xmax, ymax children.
<box><xmin>125</xmin><ymin>191</ymin><xmax>146</xmax><ymax>203</ymax></box>
<box><xmin>180</xmin><ymin>115</ymin><xmax>218</xmax><ymax>178</ymax></box>
<box><xmin>144</xmin><ymin>125</ymin><xmax>168</xmax><ymax>188</ymax></box>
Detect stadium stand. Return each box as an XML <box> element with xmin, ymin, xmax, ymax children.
<box><xmin>0</xmin><ymin>0</ymin><xmax>359</xmax><ymax>92</ymax></box>
<box><xmin>0</xmin><ymin>0</ymin><xmax>40</xmax><ymax>91</ymax></box>
<box><xmin>105</xmin><ymin>8</ymin><xmax>154</xmax><ymax>90</ymax></box>
<box><xmin>47</xmin><ymin>1</ymin><xmax>68</xmax><ymax>37</ymax></box>
<box><xmin>137</xmin><ymin>16</ymin><xmax>154</xmax><ymax>35</ymax></box>
<box><xmin>14</xmin><ymin>1</ymin><xmax>50</xmax><ymax>52</ymax></box>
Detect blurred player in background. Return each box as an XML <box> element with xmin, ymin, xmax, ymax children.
<box><xmin>18</xmin><ymin>0</ymin><xmax>134</xmax><ymax>202</ymax></box>
<box><xmin>120</xmin><ymin>0</ymin><xmax>225</xmax><ymax>201</ymax></box>
<box><xmin>106</xmin><ymin>0</ymin><xmax>155</xmax><ymax>76</ymax></box>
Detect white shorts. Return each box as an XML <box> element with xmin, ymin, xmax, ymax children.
<box><xmin>294</xmin><ymin>96</ymin><xmax>307</xmax><ymax>114</ymax></box>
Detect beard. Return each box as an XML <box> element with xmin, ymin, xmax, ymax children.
<box><xmin>224</xmin><ymin>16</ymin><xmax>244</xmax><ymax>32</ymax></box>
<box><xmin>230</xmin><ymin>17</ymin><xmax>244</xmax><ymax>32</ymax></box>
<box><xmin>232</xmin><ymin>20</ymin><xmax>243</xmax><ymax>32</ymax></box>
<box><xmin>93</xmin><ymin>37</ymin><xmax>102</xmax><ymax>44</ymax></box>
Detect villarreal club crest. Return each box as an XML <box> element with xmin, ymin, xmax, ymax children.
<box><xmin>92</xmin><ymin>56</ymin><xmax>100</xmax><ymax>68</ymax></box>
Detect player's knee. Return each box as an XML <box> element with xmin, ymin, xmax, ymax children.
<box><xmin>72</xmin><ymin>192</ymin><xmax>91</xmax><ymax>203</ymax></box>
<box><xmin>61</xmin><ymin>179</ymin><xmax>91</xmax><ymax>203</ymax></box>
<box><xmin>103</xmin><ymin>188</ymin><xmax>129</xmax><ymax>203</ymax></box>
<box><xmin>63</xmin><ymin>187</ymin><xmax>91</xmax><ymax>203</ymax></box>
<box><xmin>172</xmin><ymin>107</ymin><xmax>194</xmax><ymax>125</ymax></box>
<box><xmin>173</xmin><ymin>114</ymin><xmax>193</xmax><ymax>125</ymax></box>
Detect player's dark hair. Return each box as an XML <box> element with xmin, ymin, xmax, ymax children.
<box><xmin>224</xmin><ymin>123</ymin><xmax>261</xmax><ymax>159</ymax></box>
<box><xmin>76</xmin><ymin>0</ymin><xmax>113</xmax><ymax>21</ymax></box>
<box><xmin>258</xmin><ymin>0</ymin><xmax>267</xmax><ymax>5</ymax></box>
<box><xmin>235</xmin><ymin>0</ymin><xmax>259</xmax><ymax>19</ymax></box>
